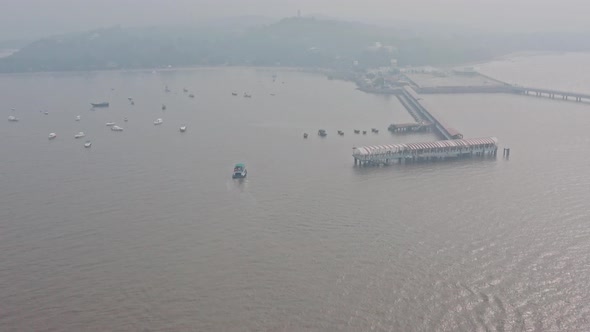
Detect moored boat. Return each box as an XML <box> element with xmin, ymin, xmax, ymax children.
<box><xmin>318</xmin><ymin>129</ymin><xmax>327</xmax><ymax>137</ymax></box>
<box><xmin>48</xmin><ymin>133</ymin><xmax>57</xmax><ymax>139</ymax></box>
<box><xmin>189</xmin><ymin>94</ymin><xmax>195</xmax><ymax>98</ymax></box>
<box><xmin>111</xmin><ymin>125</ymin><xmax>124</xmax><ymax>131</ymax></box>
<box><xmin>106</xmin><ymin>122</ymin><xmax>116</xmax><ymax>126</ymax></box>
<box><xmin>84</xmin><ymin>141</ymin><xmax>92</xmax><ymax>148</ymax></box>
<box><xmin>75</xmin><ymin>115</ymin><xmax>81</xmax><ymax>121</ymax></box>
<box><xmin>179</xmin><ymin>125</ymin><xmax>187</xmax><ymax>132</ymax></box>
<box><xmin>303</xmin><ymin>133</ymin><xmax>308</xmax><ymax>139</ymax></box>
<box><xmin>232</xmin><ymin>163</ymin><xmax>247</xmax><ymax>179</ymax></box>
<box><xmin>337</xmin><ymin>130</ymin><xmax>344</xmax><ymax>136</ymax></box>
<box><xmin>154</xmin><ymin>118</ymin><xmax>163</xmax><ymax>125</ymax></box>
<box><xmin>354</xmin><ymin>129</ymin><xmax>360</xmax><ymax>134</ymax></box>
<box><xmin>74</xmin><ymin>132</ymin><xmax>85</xmax><ymax>139</ymax></box>
<box><xmin>8</xmin><ymin>115</ymin><xmax>18</xmax><ymax>122</ymax></box>
<box><xmin>91</xmin><ymin>102</ymin><xmax>109</xmax><ymax>108</ymax></box>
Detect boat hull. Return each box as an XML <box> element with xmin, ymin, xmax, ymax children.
<box><xmin>91</xmin><ymin>103</ymin><xmax>109</xmax><ymax>108</ymax></box>
<box><xmin>232</xmin><ymin>170</ymin><xmax>247</xmax><ymax>179</ymax></box>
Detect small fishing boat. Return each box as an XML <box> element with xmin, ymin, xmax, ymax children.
<box><xmin>371</xmin><ymin>128</ymin><xmax>379</xmax><ymax>133</ymax></box>
<box><xmin>44</xmin><ymin>111</ymin><xmax>49</xmax><ymax>115</ymax></box>
<box><xmin>84</xmin><ymin>141</ymin><xmax>92</xmax><ymax>148</ymax></box>
<box><xmin>111</xmin><ymin>125</ymin><xmax>124</xmax><ymax>131</ymax></box>
<box><xmin>75</xmin><ymin>115</ymin><xmax>81</xmax><ymax>121</ymax></box>
<box><xmin>337</xmin><ymin>130</ymin><xmax>344</xmax><ymax>136</ymax></box>
<box><xmin>179</xmin><ymin>125</ymin><xmax>187</xmax><ymax>132</ymax></box>
<box><xmin>183</xmin><ymin>88</ymin><xmax>188</xmax><ymax>93</ymax></box>
<box><xmin>354</xmin><ymin>130</ymin><xmax>360</xmax><ymax>134</ymax></box>
<box><xmin>154</xmin><ymin>118</ymin><xmax>163</xmax><ymax>125</ymax></box>
<box><xmin>232</xmin><ymin>163</ymin><xmax>247</xmax><ymax>179</ymax></box>
<box><xmin>243</xmin><ymin>93</ymin><xmax>252</xmax><ymax>98</ymax></box>
<box><xmin>74</xmin><ymin>132</ymin><xmax>85</xmax><ymax>139</ymax></box>
<box><xmin>318</xmin><ymin>129</ymin><xmax>327</xmax><ymax>137</ymax></box>
<box><xmin>162</xmin><ymin>104</ymin><xmax>166</xmax><ymax>110</ymax></box>
<box><xmin>130</xmin><ymin>101</ymin><xmax>135</xmax><ymax>105</ymax></box>
<box><xmin>165</xmin><ymin>86</ymin><xmax>171</xmax><ymax>93</ymax></box>
<box><xmin>90</xmin><ymin>102</ymin><xmax>109</xmax><ymax>108</ymax></box>
<box><xmin>48</xmin><ymin>133</ymin><xmax>57</xmax><ymax>139</ymax></box>
<box><xmin>124</xmin><ymin>117</ymin><xmax>128</xmax><ymax>122</ymax></box>
<box><xmin>106</xmin><ymin>122</ymin><xmax>116</xmax><ymax>126</ymax></box>
<box><xmin>303</xmin><ymin>133</ymin><xmax>308</xmax><ymax>139</ymax></box>
<box><xmin>231</xmin><ymin>92</ymin><xmax>238</xmax><ymax>96</ymax></box>
<box><xmin>7</xmin><ymin>115</ymin><xmax>18</xmax><ymax>122</ymax></box>
<box><xmin>189</xmin><ymin>94</ymin><xmax>195</xmax><ymax>98</ymax></box>
<box><xmin>362</xmin><ymin>130</ymin><xmax>367</xmax><ymax>135</ymax></box>
<box><xmin>128</xmin><ymin>97</ymin><xmax>133</xmax><ymax>101</ymax></box>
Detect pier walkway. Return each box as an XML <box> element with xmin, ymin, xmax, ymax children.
<box><xmin>399</xmin><ymin>86</ymin><xmax>463</xmax><ymax>140</ymax></box>
<box><xmin>514</xmin><ymin>86</ymin><xmax>590</xmax><ymax>102</ymax></box>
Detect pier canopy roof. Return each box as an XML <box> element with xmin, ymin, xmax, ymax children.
<box><xmin>353</xmin><ymin>137</ymin><xmax>498</xmax><ymax>157</ymax></box>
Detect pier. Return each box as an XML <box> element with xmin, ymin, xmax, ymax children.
<box><xmin>388</xmin><ymin>122</ymin><xmax>432</xmax><ymax>133</ymax></box>
<box><xmin>514</xmin><ymin>86</ymin><xmax>590</xmax><ymax>102</ymax></box>
<box><xmin>397</xmin><ymin>86</ymin><xmax>463</xmax><ymax>140</ymax></box>
<box><xmin>353</xmin><ymin>137</ymin><xmax>498</xmax><ymax>166</ymax></box>
<box><xmin>401</xmin><ymin>70</ymin><xmax>590</xmax><ymax>103</ymax></box>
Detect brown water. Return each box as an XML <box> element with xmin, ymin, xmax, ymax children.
<box><xmin>1</xmin><ymin>61</ymin><xmax>590</xmax><ymax>331</ymax></box>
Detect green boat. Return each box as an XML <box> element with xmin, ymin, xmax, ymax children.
<box><xmin>232</xmin><ymin>163</ymin><xmax>247</xmax><ymax>179</ymax></box>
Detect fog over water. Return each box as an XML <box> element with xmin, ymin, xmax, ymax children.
<box><xmin>2</xmin><ymin>54</ymin><xmax>590</xmax><ymax>330</ymax></box>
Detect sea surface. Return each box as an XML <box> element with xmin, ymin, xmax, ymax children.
<box><xmin>1</xmin><ymin>56</ymin><xmax>590</xmax><ymax>331</ymax></box>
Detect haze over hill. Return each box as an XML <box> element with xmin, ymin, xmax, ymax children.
<box><xmin>3</xmin><ymin>15</ymin><xmax>590</xmax><ymax>73</ymax></box>
<box><xmin>3</xmin><ymin>0</ymin><xmax>590</xmax><ymax>41</ymax></box>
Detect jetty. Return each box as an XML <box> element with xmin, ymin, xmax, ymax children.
<box><xmin>397</xmin><ymin>86</ymin><xmax>463</xmax><ymax>140</ymax></box>
<box><xmin>353</xmin><ymin>137</ymin><xmax>498</xmax><ymax>166</ymax></box>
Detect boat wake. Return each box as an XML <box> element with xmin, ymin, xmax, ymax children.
<box><xmin>225</xmin><ymin>179</ymin><xmax>257</xmax><ymax>205</ymax></box>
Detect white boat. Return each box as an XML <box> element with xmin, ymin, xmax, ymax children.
<box><xmin>84</xmin><ymin>141</ymin><xmax>92</xmax><ymax>148</ymax></box>
<box><xmin>75</xmin><ymin>115</ymin><xmax>81</xmax><ymax>121</ymax></box>
<box><xmin>48</xmin><ymin>133</ymin><xmax>57</xmax><ymax>139</ymax></box>
<box><xmin>111</xmin><ymin>125</ymin><xmax>123</xmax><ymax>131</ymax></box>
<box><xmin>179</xmin><ymin>125</ymin><xmax>187</xmax><ymax>132</ymax></box>
<box><xmin>7</xmin><ymin>115</ymin><xmax>18</xmax><ymax>122</ymax></box>
<box><xmin>106</xmin><ymin>122</ymin><xmax>116</xmax><ymax>126</ymax></box>
<box><xmin>74</xmin><ymin>132</ymin><xmax>85</xmax><ymax>139</ymax></box>
<box><xmin>153</xmin><ymin>118</ymin><xmax>163</xmax><ymax>125</ymax></box>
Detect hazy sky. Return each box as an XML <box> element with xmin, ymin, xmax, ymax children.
<box><xmin>2</xmin><ymin>0</ymin><xmax>590</xmax><ymax>40</ymax></box>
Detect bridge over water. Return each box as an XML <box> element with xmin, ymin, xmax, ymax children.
<box><xmin>405</xmin><ymin>71</ymin><xmax>590</xmax><ymax>103</ymax></box>
<box><xmin>399</xmin><ymin>86</ymin><xmax>463</xmax><ymax>141</ymax></box>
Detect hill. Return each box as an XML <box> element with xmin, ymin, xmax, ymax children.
<box><xmin>2</xmin><ymin>17</ymin><xmax>590</xmax><ymax>73</ymax></box>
